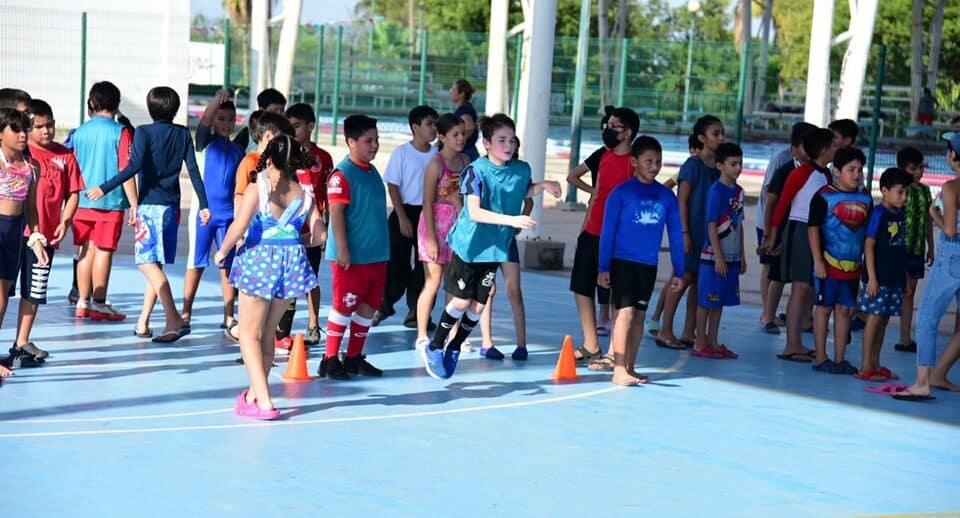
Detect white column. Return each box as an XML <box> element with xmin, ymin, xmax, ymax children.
<box><xmin>273</xmin><ymin>0</ymin><xmax>303</xmax><ymax>100</ymax></box>
<box><xmin>804</xmin><ymin>0</ymin><xmax>834</xmax><ymax>127</ymax></box>
<box><xmin>753</xmin><ymin>0</ymin><xmax>772</xmax><ymax>112</ymax></box>
<box><xmin>908</xmin><ymin>0</ymin><xmax>924</xmax><ymax>123</ymax></box>
<box><xmin>835</xmin><ymin>0</ymin><xmax>878</xmax><ymax>121</ymax></box>
<box><xmin>516</xmin><ymin>0</ymin><xmax>556</xmax><ymax>238</ymax></box>
<box><xmin>485</xmin><ymin>0</ymin><xmax>510</xmax><ymax>115</ymax></box>
<box><xmin>250</xmin><ymin>0</ymin><xmax>270</xmax><ymax>108</ymax></box>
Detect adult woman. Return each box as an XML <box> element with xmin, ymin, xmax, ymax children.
<box><xmin>451</xmin><ymin>79</ymin><xmax>479</xmax><ymax>161</ymax></box>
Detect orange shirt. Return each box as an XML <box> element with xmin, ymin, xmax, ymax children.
<box><xmin>234</xmin><ymin>151</ymin><xmax>261</xmax><ymax>196</ymax></box>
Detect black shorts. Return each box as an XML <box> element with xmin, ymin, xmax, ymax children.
<box><xmin>905</xmin><ymin>253</ymin><xmax>925</xmax><ymax>279</ymax></box>
<box><xmin>306</xmin><ymin>244</ymin><xmax>324</xmax><ymax>276</ymax></box>
<box><xmin>19</xmin><ymin>238</ymin><xmax>55</xmax><ymax>305</ymax></box>
<box><xmin>779</xmin><ymin>220</ymin><xmax>812</xmax><ymax>284</ymax></box>
<box><xmin>445</xmin><ymin>253</ymin><xmax>498</xmax><ymax>305</ymax></box>
<box><xmin>570</xmin><ymin>231</ymin><xmax>611</xmax><ymax>303</ymax></box>
<box><xmin>610</xmin><ymin>259</ymin><xmax>658</xmax><ymax>311</ymax></box>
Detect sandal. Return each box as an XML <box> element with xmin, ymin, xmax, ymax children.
<box><xmin>575</xmin><ymin>345</ymin><xmax>603</xmax><ymax>363</ymax></box>
<box><xmin>894</xmin><ymin>341</ymin><xmax>917</xmax><ymax>353</ymax></box>
<box><xmin>878</xmin><ymin>366</ymin><xmax>899</xmax><ymax>380</ymax></box>
<box><xmin>645</xmin><ymin>318</ymin><xmax>660</xmax><ymax>337</ymax></box>
<box><xmin>224</xmin><ymin>320</ymin><xmax>240</xmax><ymax>343</ymax></box>
<box><xmin>588</xmin><ymin>355</ymin><xmax>614</xmax><ymax>371</ymax></box>
<box><xmin>854</xmin><ymin>369</ymin><xmax>887</xmax><ymax>382</ymax></box>
<box><xmin>133</xmin><ymin>326</ymin><xmax>153</xmax><ymax>339</ymax></box>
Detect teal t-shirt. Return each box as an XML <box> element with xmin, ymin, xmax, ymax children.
<box><xmin>447</xmin><ymin>156</ymin><xmax>532</xmax><ymax>263</ymax></box>
<box><xmin>325</xmin><ymin>157</ymin><xmax>389</xmax><ymax>264</ymax></box>
<box><xmin>73</xmin><ymin>116</ymin><xmax>130</xmax><ymax>211</ymax></box>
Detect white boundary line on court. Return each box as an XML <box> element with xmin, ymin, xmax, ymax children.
<box><xmin>1</xmin><ymin>407</ymin><xmax>235</xmax><ymax>424</ymax></box>
<box><xmin>0</xmin><ymin>385</ymin><xmax>625</xmax><ymax>439</ymax></box>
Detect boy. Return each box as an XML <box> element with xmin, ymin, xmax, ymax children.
<box><xmin>71</xmin><ymin>81</ymin><xmax>137</xmax><ymax>321</ymax></box>
<box><xmin>235</xmin><ymin>88</ymin><xmax>287</xmax><ymax>151</ymax></box>
<box><xmin>6</xmin><ymin>100</ymin><xmax>85</xmax><ymax>366</ymax></box>
<box><xmin>375</xmin><ymin>105</ymin><xmax>439</xmax><ymax>328</ymax></box>
<box><xmin>320</xmin><ymin>114</ymin><xmax>388</xmax><ymax>380</ymax></box>
<box><xmin>806</xmin><ymin>147</ymin><xmax>872</xmax><ymax>374</ymax></box>
<box><xmin>692</xmin><ymin>143</ymin><xmax>746</xmax><ymax>359</ymax></box>
<box><xmin>0</xmin><ymin>88</ymin><xmax>31</xmax><ymax>111</ymax></box>
<box><xmin>87</xmin><ymin>86</ymin><xmax>210</xmax><ymax>343</ymax></box>
<box><xmin>895</xmin><ymin>147</ymin><xmax>934</xmax><ymax>352</ymax></box>
<box><xmin>233</xmin><ymin>111</ymin><xmax>294</xmax><ymax>219</ymax></box>
<box><xmin>273</xmin><ymin>102</ymin><xmax>334</xmax><ymax>347</ymax></box>
<box><xmin>180</xmin><ymin>90</ymin><xmax>244</xmax><ymax>338</ymax></box>
<box><xmin>420</xmin><ymin>113</ymin><xmax>560</xmax><ymax>380</ymax></box>
<box><xmin>762</xmin><ymin>128</ymin><xmax>837</xmax><ymax>362</ymax></box>
<box><xmin>597</xmin><ymin>136</ymin><xmax>683</xmax><ymax>385</ymax></box>
<box><xmin>569</xmin><ymin>107</ymin><xmax>640</xmax><ymax>367</ymax></box>
<box><xmin>828</xmin><ymin>119</ymin><xmax>859</xmax><ymax>150</ymax></box>
<box><xmin>858</xmin><ymin>168</ymin><xmax>912</xmax><ymax>381</ymax></box>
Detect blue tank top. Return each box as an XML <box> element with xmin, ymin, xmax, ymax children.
<box><xmin>72</xmin><ymin>116</ymin><xmax>129</xmax><ymax>211</ymax></box>
<box><xmin>447</xmin><ymin>156</ymin><xmax>531</xmax><ymax>263</ymax></box>
<box><xmin>244</xmin><ymin>174</ymin><xmax>313</xmax><ymax>247</ymax></box>
<box><xmin>324</xmin><ymin>158</ymin><xmax>389</xmax><ymax>264</ymax></box>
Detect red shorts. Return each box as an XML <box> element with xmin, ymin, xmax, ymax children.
<box><xmin>73</xmin><ymin>208</ymin><xmax>125</xmax><ymax>251</ymax></box>
<box><xmin>330</xmin><ymin>261</ymin><xmax>386</xmax><ymax>314</ymax></box>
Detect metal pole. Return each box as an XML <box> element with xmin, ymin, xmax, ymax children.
<box><xmin>735</xmin><ymin>39</ymin><xmax>750</xmax><ymax>145</ymax></box>
<box><xmin>79</xmin><ymin>11</ymin><xmax>88</xmax><ymax>125</ymax></box>
<box><xmin>616</xmin><ymin>37</ymin><xmax>628</xmax><ymax>107</ymax></box>
<box><xmin>511</xmin><ymin>32</ymin><xmax>522</xmax><ymax>121</ymax></box>
<box><xmin>223</xmin><ymin>18</ymin><xmax>232</xmax><ymax>89</ymax></box>
<box><xmin>331</xmin><ymin>25</ymin><xmax>343</xmax><ymax>146</ymax></box>
<box><xmin>313</xmin><ymin>25</ymin><xmax>324</xmax><ymax>142</ymax></box>
<box><xmin>867</xmin><ymin>44</ymin><xmax>886</xmax><ymax>190</ymax></box>
<box><xmin>418</xmin><ymin>27</ymin><xmax>428</xmax><ymax>105</ymax></box>
<box><xmin>565</xmin><ymin>0</ymin><xmax>591</xmax><ymax>205</ymax></box>
<box><xmin>682</xmin><ymin>18</ymin><xmax>694</xmax><ymax>123</ymax></box>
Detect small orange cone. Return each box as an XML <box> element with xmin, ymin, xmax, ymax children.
<box><xmin>552</xmin><ymin>335</ymin><xmax>579</xmax><ymax>382</ymax></box>
<box><xmin>282</xmin><ymin>333</ymin><xmax>312</xmax><ymax>381</ymax></box>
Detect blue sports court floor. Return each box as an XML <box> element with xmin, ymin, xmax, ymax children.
<box><xmin>3</xmin><ymin>257</ymin><xmax>959</xmax><ymax>516</ymax></box>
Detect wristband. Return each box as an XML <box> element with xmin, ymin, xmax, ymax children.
<box><xmin>27</xmin><ymin>232</ymin><xmax>47</xmax><ymax>248</ymax></box>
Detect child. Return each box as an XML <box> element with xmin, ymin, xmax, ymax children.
<box><xmin>376</xmin><ymin>105</ymin><xmax>438</xmax><ymax>328</ymax></box>
<box><xmin>692</xmin><ymin>143</ymin><xmax>746</xmax><ymax>359</ymax></box>
<box><xmin>320</xmin><ymin>114</ymin><xmax>389</xmax><ymax>380</ymax></box>
<box><xmin>597</xmin><ymin>136</ymin><xmax>683</xmax><ymax>385</ymax></box>
<box><xmin>806</xmin><ymin>147</ymin><xmax>872</xmax><ymax>374</ymax></box>
<box><xmin>0</xmin><ymin>109</ymin><xmax>49</xmax><ymax>372</ymax></box>
<box><xmin>415</xmin><ymin>113</ymin><xmax>468</xmax><ymax>349</ymax></box>
<box><xmin>216</xmin><ymin>134</ymin><xmax>319</xmax><ymax>419</ymax></box>
<box><xmin>181</xmin><ymin>90</ymin><xmax>244</xmax><ymax>338</ymax></box>
<box><xmin>234</xmin><ymin>112</ymin><xmax>294</xmax><ymax>219</ymax></box>
<box><xmin>87</xmin><ymin>86</ymin><xmax>211</xmax><ymax>343</ymax></box>
<box><xmin>857</xmin><ymin>167</ymin><xmax>912</xmax><ymax>381</ymax></box>
<box><xmin>655</xmin><ymin>115</ymin><xmax>724</xmax><ymax>350</ymax></box>
<box><xmin>235</xmin><ymin>88</ymin><xmax>287</xmax><ymax>151</ymax></box>
<box><xmin>895</xmin><ymin>147</ymin><xmax>934</xmax><ymax>352</ymax></box>
<box><xmin>71</xmin><ymin>81</ymin><xmax>137</xmax><ymax>322</ymax></box>
<box><xmin>420</xmin><ymin>113</ymin><xmax>561</xmax><ymax>379</ymax></box>
<box><xmin>8</xmin><ymin>100</ymin><xmax>84</xmax><ymax>364</ymax></box>
<box><xmin>762</xmin><ymin>128</ymin><xmax>837</xmax><ymax>362</ymax></box>
<box><xmin>828</xmin><ymin>119</ymin><xmax>859</xmax><ymax>150</ymax></box>
<box><xmin>273</xmin><ymin>102</ymin><xmax>334</xmax><ymax>348</ymax></box>
<box><xmin>568</xmin><ymin>107</ymin><xmax>640</xmax><ymax>367</ymax></box>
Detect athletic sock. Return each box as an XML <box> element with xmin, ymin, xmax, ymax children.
<box><xmin>446</xmin><ymin>310</ymin><xmax>480</xmax><ymax>351</ymax></box>
<box><xmin>346</xmin><ymin>314</ymin><xmax>372</xmax><ymax>358</ymax></box>
<box><xmin>324</xmin><ymin>310</ymin><xmax>351</xmax><ymax>358</ymax></box>
<box><xmin>430</xmin><ymin>303</ymin><xmax>465</xmax><ymax>350</ymax></box>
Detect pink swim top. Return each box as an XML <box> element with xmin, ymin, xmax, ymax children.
<box><xmin>434</xmin><ymin>153</ymin><xmax>467</xmax><ymax>205</ymax></box>
<box><xmin>0</xmin><ymin>161</ymin><xmax>33</xmax><ymax>202</ymax></box>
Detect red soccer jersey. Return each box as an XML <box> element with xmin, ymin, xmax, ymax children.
<box><xmin>583</xmin><ymin>149</ymin><xmax>634</xmax><ymax>236</ymax></box>
<box><xmin>301</xmin><ymin>143</ymin><xmax>334</xmax><ymax>214</ymax></box>
<box><xmin>26</xmin><ymin>143</ymin><xmax>86</xmax><ymax>247</ymax></box>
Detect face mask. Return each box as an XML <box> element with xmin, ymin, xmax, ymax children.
<box><xmin>602</xmin><ymin>128</ymin><xmax>621</xmax><ymax>149</ymax></box>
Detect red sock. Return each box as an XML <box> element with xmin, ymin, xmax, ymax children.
<box><xmin>346</xmin><ymin>314</ymin><xmax>373</xmax><ymax>358</ymax></box>
<box><xmin>325</xmin><ymin>310</ymin><xmax>351</xmax><ymax>358</ymax></box>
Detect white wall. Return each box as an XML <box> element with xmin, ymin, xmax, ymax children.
<box><xmin>0</xmin><ymin>0</ymin><xmax>191</xmax><ymax>128</ymax></box>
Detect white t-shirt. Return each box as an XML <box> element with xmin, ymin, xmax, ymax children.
<box><xmin>383</xmin><ymin>141</ymin><xmax>437</xmax><ymax>205</ymax></box>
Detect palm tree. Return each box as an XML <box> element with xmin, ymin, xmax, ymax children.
<box><xmin>223</xmin><ymin>0</ymin><xmax>252</xmax><ymax>87</ymax></box>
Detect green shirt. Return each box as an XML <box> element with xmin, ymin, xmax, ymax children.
<box><xmin>905</xmin><ymin>182</ymin><xmax>931</xmax><ymax>256</ymax></box>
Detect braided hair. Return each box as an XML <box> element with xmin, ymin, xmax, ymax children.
<box><xmin>250</xmin><ymin>134</ymin><xmax>306</xmax><ymax>184</ymax></box>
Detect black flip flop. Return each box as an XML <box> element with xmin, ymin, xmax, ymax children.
<box><xmin>655</xmin><ymin>338</ymin><xmax>687</xmax><ymax>350</ymax></box>
<box><xmin>892</xmin><ymin>393</ymin><xmax>935</xmax><ymax>402</ymax></box>
<box><xmin>777</xmin><ymin>352</ymin><xmax>812</xmax><ymax>363</ymax></box>
<box><xmin>678</xmin><ymin>338</ymin><xmax>695</xmax><ymax>348</ymax></box>
<box><xmin>133</xmin><ymin>327</ymin><xmax>153</xmax><ymax>339</ymax></box>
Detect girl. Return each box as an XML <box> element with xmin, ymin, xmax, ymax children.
<box><xmin>653</xmin><ymin>115</ymin><xmax>724</xmax><ymax>350</ymax></box>
<box><xmin>414</xmin><ymin>114</ymin><xmax>468</xmax><ymax>349</ymax></box>
<box><xmin>420</xmin><ymin>114</ymin><xmax>560</xmax><ymax>380</ymax></box>
<box><xmin>215</xmin><ymin>134</ymin><xmax>320</xmax><ymax>419</ymax></box>
<box><xmin>451</xmin><ymin>79</ymin><xmax>479</xmax><ymax>161</ymax></box>
<box><xmin>895</xmin><ymin>133</ymin><xmax>960</xmax><ymax>400</ymax></box>
<box><xmin>0</xmin><ymin>109</ymin><xmax>49</xmax><ymax>375</ymax></box>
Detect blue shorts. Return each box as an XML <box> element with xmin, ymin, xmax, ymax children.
<box><xmin>187</xmin><ymin>210</ymin><xmax>234</xmax><ymax>270</ymax></box>
<box><xmin>905</xmin><ymin>253</ymin><xmax>925</xmax><ymax>279</ymax></box>
<box><xmin>697</xmin><ymin>262</ymin><xmax>740</xmax><ymax>309</ymax></box>
<box><xmin>813</xmin><ymin>277</ymin><xmax>859</xmax><ymax>308</ymax></box>
<box><xmin>134</xmin><ymin>204</ymin><xmax>179</xmax><ymax>265</ymax></box>
<box><xmin>858</xmin><ymin>285</ymin><xmax>904</xmax><ymax>316</ymax></box>
<box><xmin>0</xmin><ymin>214</ymin><xmax>24</xmax><ymax>281</ymax></box>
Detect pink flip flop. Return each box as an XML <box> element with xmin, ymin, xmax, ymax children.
<box><xmin>866</xmin><ymin>382</ymin><xmax>909</xmax><ymax>394</ymax></box>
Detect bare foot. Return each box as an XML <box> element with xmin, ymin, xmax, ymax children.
<box><xmin>931</xmin><ymin>377</ymin><xmax>960</xmax><ymax>392</ymax></box>
<box><xmin>611</xmin><ymin>371</ymin><xmax>644</xmax><ymax>386</ymax></box>
<box><xmin>893</xmin><ymin>383</ymin><xmax>931</xmax><ymax>398</ymax></box>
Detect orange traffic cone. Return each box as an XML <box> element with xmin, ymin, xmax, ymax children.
<box><xmin>552</xmin><ymin>335</ymin><xmax>579</xmax><ymax>382</ymax></box>
<box><xmin>282</xmin><ymin>333</ymin><xmax>312</xmax><ymax>381</ymax></box>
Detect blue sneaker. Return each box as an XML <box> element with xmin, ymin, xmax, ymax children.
<box><xmin>420</xmin><ymin>344</ymin><xmax>447</xmax><ymax>379</ymax></box>
<box><xmin>480</xmin><ymin>346</ymin><xmax>504</xmax><ymax>360</ymax></box>
<box><xmin>511</xmin><ymin>346</ymin><xmax>528</xmax><ymax>361</ymax></box>
<box><xmin>443</xmin><ymin>348</ymin><xmax>461</xmax><ymax>377</ymax></box>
